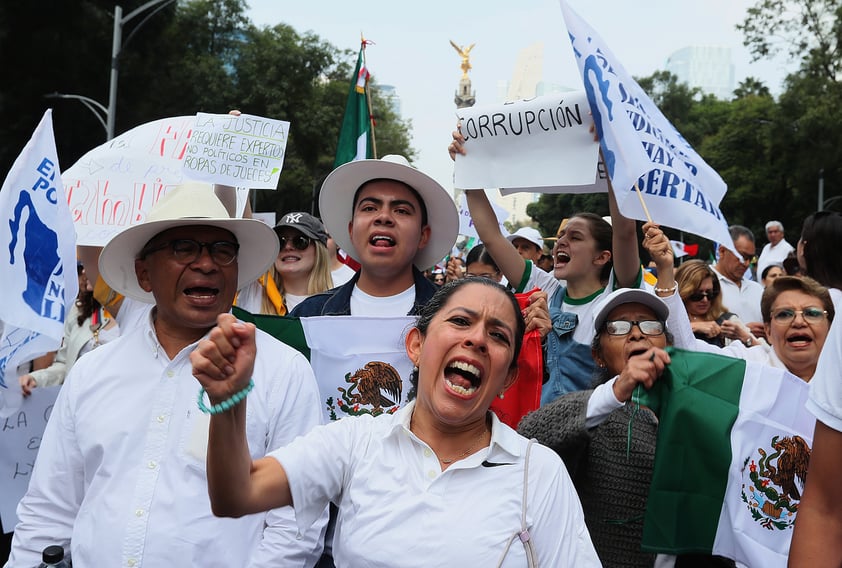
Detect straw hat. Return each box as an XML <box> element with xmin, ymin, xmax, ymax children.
<box><xmin>99</xmin><ymin>182</ymin><xmax>279</xmax><ymax>303</ymax></box>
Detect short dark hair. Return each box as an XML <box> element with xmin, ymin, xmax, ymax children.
<box><xmin>729</xmin><ymin>224</ymin><xmax>755</xmax><ymax>244</ymax></box>
<box><xmin>352</xmin><ymin>178</ymin><xmax>428</xmax><ymax>226</ymax></box>
<box><xmin>465</xmin><ymin>243</ymin><xmax>500</xmax><ymax>273</ymax></box>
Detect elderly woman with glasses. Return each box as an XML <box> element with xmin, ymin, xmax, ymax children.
<box><xmin>652</xmin><ymin>229</ymin><xmax>834</xmax><ymax>383</ymax></box>
<box><xmin>519</xmin><ymin>287</ymin><xmax>735</xmax><ymax>567</ymax></box>
<box><xmin>675</xmin><ymin>260</ymin><xmax>757</xmax><ymax>348</ymax></box>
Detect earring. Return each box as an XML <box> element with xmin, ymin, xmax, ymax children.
<box><xmin>497</xmin><ymin>392</ymin><xmax>505</xmax><ymax>400</ymax></box>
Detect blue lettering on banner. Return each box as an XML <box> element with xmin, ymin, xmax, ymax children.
<box><xmin>634</xmin><ymin>168</ymin><xmax>723</xmax><ymax>221</ymax></box>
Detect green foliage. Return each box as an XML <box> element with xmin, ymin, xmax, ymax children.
<box><xmin>0</xmin><ymin>0</ymin><xmax>416</xmax><ymax>221</ymax></box>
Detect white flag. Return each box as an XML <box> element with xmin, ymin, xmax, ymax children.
<box><xmin>301</xmin><ymin>316</ymin><xmax>414</xmax><ymax>423</ymax></box>
<box><xmin>0</xmin><ymin>110</ymin><xmax>78</xmax><ymax>393</ymax></box>
<box><xmin>560</xmin><ymin>1</ymin><xmax>737</xmax><ymax>254</ymax></box>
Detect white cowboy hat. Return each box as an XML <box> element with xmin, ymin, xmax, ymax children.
<box><xmin>99</xmin><ymin>182</ymin><xmax>279</xmax><ymax>303</ymax></box>
<box><xmin>318</xmin><ymin>154</ymin><xmax>459</xmax><ymax>270</ymax></box>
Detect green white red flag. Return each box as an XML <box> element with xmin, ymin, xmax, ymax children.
<box><xmin>638</xmin><ymin>348</ymin><xmax>814</xmax><ymax>566</ymax></box>
<box><xmin>334</xmin><ymin>41</ymin><xmax>373</xmax><ymax>168</ymax></box>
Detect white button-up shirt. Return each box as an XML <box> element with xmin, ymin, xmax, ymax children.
<box><xmin>7</xmin><ymin>312</ymin><xmax>326</xmax><ymax>567</ymax></box>
<box><xmin>272</xmin><ymin>401</ymin><xmax>601</xmax><ymax>567</ymax></box>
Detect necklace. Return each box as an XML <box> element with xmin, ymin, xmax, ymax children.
<box><xmin>438</xmin><ymin>426</ymin><xmax>489</xmax><ymax>465</ymax></box>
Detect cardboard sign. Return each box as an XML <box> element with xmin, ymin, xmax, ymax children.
<box><xmin>454</xmin><ymin>91</ymin><xmax>601</xmax><ymax>193</ymax></box>
<box><xmin>183</xmin><ymin>113</ymin><xmax>289</xmax><ymax>188</ymax></box>
<box><xmin>0</xmin><ymin>386</ymin><xmax>60</xmax><ymax>532</ymax></box>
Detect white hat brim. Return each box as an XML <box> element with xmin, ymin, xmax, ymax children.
<box><xmin>592</xmin><ymin>288</ymin><xmax>670</xmax><ymax>333</ymax></box>
<box><xmin>99</xmin><ymin>217</ymin><xmax>279</xmax><ymax>303</ymax></box>
<box><xmin>319</xmin><ymin>158</ymin><xmax>458</xmax><ymax>270</ymax></box>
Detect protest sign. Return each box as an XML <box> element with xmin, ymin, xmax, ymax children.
<box><xmin>0</xmin><ymin>385</ymin><xmax>60</xmax><ymax>532</ymax></box>
<box><xmin>453</xmin><ymin>91</ymin><xmax>600</xmax><ymax>192</ymax></box>
<box><xmin>63</xmin><ymin>116</ymin><xmax>251</xmax><ymax>246</ymax></box>
<box><xmin>457</xmin><ymin>192</ymin><xmax>510</xmax><ymax>239</ymax></box>
<box><xmin>183</xmin><ymin>112</ymin><xmax>289</xmax><ymax>188</ymax></box>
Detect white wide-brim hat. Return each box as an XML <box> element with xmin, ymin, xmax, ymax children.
<box><xmin>99</xmin><ymin>182</ymin><xmax>279</xmax><ymax>303</ymax></box>
<box><xmin>319</xmin><ymin>154</ymin><xmax>459</xmax><ymax>271</ymax></box>
<box><xmin>592</xmin><ymin>288</ymin><xmax>670</xmax><ymax>333</ymax></box>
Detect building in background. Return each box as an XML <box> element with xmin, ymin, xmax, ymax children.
<box><xmin>665</xmin><ymin>45</ymin><xmax>735</xmax><ymax>100</ymax></box>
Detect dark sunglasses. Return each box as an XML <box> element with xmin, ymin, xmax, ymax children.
<box><xmin>278</xmin><ymin>235</ymin><xmax>312</xmax><ymax>250</ymax></box>
<box><xmin>687</xmin><ymin>290</ymin><xmax>719</xmax><ymax>302</ymax></box>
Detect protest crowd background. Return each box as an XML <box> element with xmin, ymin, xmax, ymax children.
<box><xmin>2</xmin><ymin>1</ymin><xmax>842</xmax><ymax>567</ymax></box>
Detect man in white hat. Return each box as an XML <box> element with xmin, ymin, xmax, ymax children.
<box><xmin>7</xmin><ymin>183</ymin><xmax>327</xmax><ymax>567</ymax></box>
<box><xmin>292</xmin><ymin>155</ymin><xmax>459</xmax><ymax>317</ymax></box>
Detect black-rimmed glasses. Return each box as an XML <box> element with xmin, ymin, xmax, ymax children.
<box><xmin>141</xmin><ymin>239</ymin><xmax>239</xmax><ymax>265</ymax></box>
<box><xmin>604</xmin><ymin>320</ymin><xmax>665</xmax><ymax>336</ymax></box>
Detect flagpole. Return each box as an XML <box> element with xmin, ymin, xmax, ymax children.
<box><xmin>361</xmin><ymin>34</ymin><xmax>378</xmax><ymax>159</ymax></box>
<box><xmin>633</xmin><ymin>182</ymin><xmax>653</xmax><ymax>223</ymax></box>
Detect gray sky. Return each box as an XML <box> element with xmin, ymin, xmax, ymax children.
<box><xmin>246</xmin><ymin>0</ymin><xmax>793</xmax><ymax>194</ymax></box>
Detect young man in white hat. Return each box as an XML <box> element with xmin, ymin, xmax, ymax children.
<box><xmin>292</xmin><ymin>155</ymin><xmax>459</xmax><ymax>317</ymax></box>
<box><xmin>7</xmin><ymin>183</ymin><xmax>327</xmax><ymax>567</ymax></box>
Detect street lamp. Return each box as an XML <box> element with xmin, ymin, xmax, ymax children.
<box><xmin>106</xmin><ymin>0</ymin><xmax>178</xmax><ymax>140</ymax></box>
<box><xmin>45</xmin><ymin>93</ymin><xmax>109</xmax><ymax>137</ymax></box>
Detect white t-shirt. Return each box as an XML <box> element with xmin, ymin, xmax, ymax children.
<box><xmin>331</xmin><ymin>263</ymin><xmax>357</xmax><ymax>287</ymax></box>
<box><xmin>350</xmin><ymin>284</ymin><xmax>415</xmax><ymax>317</ymax></box>
<box><xmin>271</xmin><ymin>401</ymin><xmax>601</xmax><ymax>567</ymax></box>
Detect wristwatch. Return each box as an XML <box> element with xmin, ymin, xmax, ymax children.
<box><xmin>743</xmin><ymin>337</ymin><xmax>753</xmax><ymax>347</ymax></box>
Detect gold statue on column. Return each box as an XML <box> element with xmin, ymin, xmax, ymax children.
<box><xmin>450</xmin><ymin>40</ymin><xmax>475</xmax><ymax>78</ymax></box>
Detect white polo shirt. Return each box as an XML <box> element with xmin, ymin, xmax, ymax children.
<box><xmin>272</xmin><ymin>401</ymin><xmax>600</xmax><ymax>567</ymax></box>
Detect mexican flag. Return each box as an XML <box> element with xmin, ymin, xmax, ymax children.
<box><xmin>638</xmin><ymin>348</ymin><xmax>814</xmax><ymax>566</ymax></box>
<box><xmin>234</xmin><ymin>308</ymin><xmax>413</xmax><ymax>423</ymax></box>
<box><xmin>334</xmin><ymin>41</ymin><xmax>373</xmax><ymax>168</ymax></box>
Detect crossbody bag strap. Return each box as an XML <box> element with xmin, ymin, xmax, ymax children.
<box><xmin>495</xmin><ymin>439</ymin><xmax>538</xmax><ymax>568</ymax></box>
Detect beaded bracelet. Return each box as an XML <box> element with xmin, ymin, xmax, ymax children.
<box><xmin>197</xmin><ymin>379</ymin><xmax>255</xmax><ymax>415</ymax></box>
<box><xmin>653</xmin><ymin>283</ymin><xmax>677</xmax><ymax>294</ymax></box>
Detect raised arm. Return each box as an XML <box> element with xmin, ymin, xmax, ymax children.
<box><xmin>449</xmin><ymin>128</ymin><xmax>528</xmax><ymax>285</ymax></box>
<box><xmin>608</xmin><ymin>179</ymin><xmax>641</xmax><ymax>287</ymax></box>
<box><xmin>190</xmin><ymin>314</ymin><xmax>291</xmax><ymax>516</ymax></box>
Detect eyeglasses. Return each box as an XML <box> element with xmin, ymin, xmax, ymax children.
<box><xmin>142</xmin><ymin>239</ymin><xmax>239</xmax><ymax>265</ymax></box>
<box><xmin>687</xmin><ymin>290</ymin><xmax>719</xmax><ymax>302</ymax></box>
<box><xmin>770</xmin><ymin>307</ymin><xmax>828</xmax><ymax>325</ymax></box>
<box><xmin>604</xmin><ymin>320</ymin><xmax>665</xmax><ymax>336</ymax></box>
<box><xmin>278</xmin><ymin>235</ymin><xmax>312</xmax><ymax>251</ymax></box>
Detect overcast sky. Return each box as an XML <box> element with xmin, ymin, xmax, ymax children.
<box><xmin>246</xmin><ymin>0</ymin><xmax>793</xmax><ymax>194</ymax></box>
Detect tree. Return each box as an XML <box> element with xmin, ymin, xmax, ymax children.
<box><xmin>738</xmin><ymin>0</ymin><xmax>842</xmax><ymax>82</ymax></box>
<box><xmin>0</xmin><ymin>0</ymin><xmax>416</xmax><ymax>223</ymax></box>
